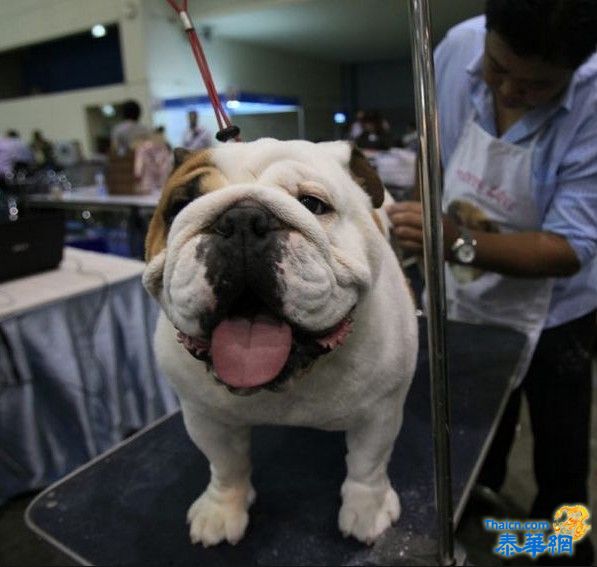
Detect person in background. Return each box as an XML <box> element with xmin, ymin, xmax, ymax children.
<box><xmin>347</xmin><ymin>109</ymin><xmax>365</xmax><ymax>140</ymax></box>
<box><xmin>354</xmin><ymin>110</ymin><xmax>392</xmax><ymax>151</ymax></box>
<box><xmin>400</xmin><ymin>122</ymin><xmax>419</xmax><ymax>152</ymax></box>
<box><xmin>181</xmin><ymin>110</ymin><xmax>212</xmax><ymax>151</ymax></box>
<box><xmin>134</xmin><ymin>131</ymin><xmax>173</xmax><ymax>194</ymax></box>
<box><xmin>0</xmin><ymin>130</ymin><xmax>33</xmax><ymax>177</ymax></box>
<box><xmin>30</xmin><ymin>129</ymin><xmax>56</xmax><ymax>169</ymax></box>
<box><xmin>387</xmin><ymin>1</ymin><xmax>597</xmax><ymax>564</ymax></box>
<box><xmin>110</xmin><ymin>100</ymin><xmax>151</xmax><ymax>156</ymax></box>
<box><xmin>153</xmin><ymin>125</ymin><xmax>172</xmax><ymax>151</ymax></box>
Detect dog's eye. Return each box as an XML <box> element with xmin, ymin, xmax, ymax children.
<box><xmin>298</xmin><ymin>195</ymin><xmax>331</xmax><ymax>215</ymax></box>
<box><xmin>164</xmin><ymin>198</ymin><xmax>193</xmax><ymax>226</ymax></box>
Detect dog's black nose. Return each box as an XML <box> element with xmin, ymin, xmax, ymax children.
<box><xmin>214</xmin><ymin>202</ymin><xmax>278</xmax><ymax>239</ymax></box>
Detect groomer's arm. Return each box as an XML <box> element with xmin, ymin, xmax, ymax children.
<box><xmin>388</xmin><ymin>91</ymin><xmax>597</xmax><ymax>280</ymax></box>
<box><xmin>385</xmin><ymin>200</ymin><xmax>581</xmax><ymax>278</ymax></box>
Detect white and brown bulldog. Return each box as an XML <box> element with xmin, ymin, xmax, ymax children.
<box><xmin>143</xmin><ymin>138</ymin><xmax>418</xmax><ymax>547</ymax></box>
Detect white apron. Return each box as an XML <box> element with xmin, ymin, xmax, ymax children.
<box><xmin>442</xmin><ymin>116</ymin><xmax>553</xmax><ymax>386</ymax></box>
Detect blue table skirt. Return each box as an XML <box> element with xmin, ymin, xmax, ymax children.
<box><xmin>0</xmin><ymin>277</ymin><xmax>178</xmax><ymax>504</ymax></box>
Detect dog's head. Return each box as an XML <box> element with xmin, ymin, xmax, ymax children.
<box><xmin>143</xmin><ymin>138</ymin><xmax>387</xmax><ymax>394</ymax></box>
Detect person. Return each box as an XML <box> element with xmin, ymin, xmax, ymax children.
<box><xmin>400</xmin><ymin>122</ymin><xmax>418</xmax><ymax>152</ymax></box>
<box><xmin>30</xmin><ymin>129</ymin><xmax>56</xmax><ymax>168</ymax></box>
<box><xmin>354</xmin><ymin>110</ymin><xmax>392</xmax><ymax>151</ymax></box>
<box><xmin>0</xmin><ymin>130</ymin><xmax>33</xmax><ymax>177</ymax></box>
<box><xmin>110</xmin><ymin>100</ymin><xmax>151</xmax><ymax>156</ymax></box>
<box><xmin>153</xmin><ymin>125</ymin><xmax>172</xmax><ymax>150</ymax></box>
<box><xmin>181</xmin><ymin>110</ymin><xmax>212</xmax><ymax>151</ymax></box>
<box><xmin>134</xmin><ymin>132</ymin><xmax>173</xmax><ymax>194</ymax></box>
<box><xmin>347</xmin><ymin>109</ymin><xmax>365</xmax><ymax>140</ymax></box>
<box><xmin>387</xmin><ymin>1</ymin><xmax>597</xmax><ymax>564</ymax></box>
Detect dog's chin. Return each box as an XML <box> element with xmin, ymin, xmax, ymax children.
<box><xmin>174</xmin><ymin>292</ymin><xmax>354</xmax><ymax>396</ymax></box>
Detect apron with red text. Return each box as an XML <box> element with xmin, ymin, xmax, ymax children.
<box><xmin>442</xmin><ymin>116</ymin><xmax>553</xmax><ymax>386</ymax></box>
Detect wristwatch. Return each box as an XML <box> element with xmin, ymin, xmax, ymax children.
<box><xmin>451</xmin><ymin>226</ymin><xmax>477</xmax><ymax>264</ymax></box>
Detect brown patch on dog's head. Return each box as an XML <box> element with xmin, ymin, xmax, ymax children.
<box><xmin>145</xmin><ymin>148</ymin><xmax>228</xmax><ymax>260</ymax></box>
<box><xmin>349</xmin><ymin>147</ymin><xmax>385</xmax><ymax>209</ymax></box>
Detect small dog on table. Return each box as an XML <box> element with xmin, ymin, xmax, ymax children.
<box><xmin>143</xmin><ymin>138</ymin><xmax>418</xmax><ymax>546</ymax></box>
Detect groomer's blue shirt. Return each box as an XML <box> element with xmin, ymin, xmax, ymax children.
<box><xmin>435</xmin><ymin>16</ymin><xmax>597</xmax><ymax>328</ymax></box>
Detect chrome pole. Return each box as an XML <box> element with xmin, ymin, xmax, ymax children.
<box><xmin>407</xmin><ymin>0</ymin><xmax>455</xmax><ymax>565</ymax></box>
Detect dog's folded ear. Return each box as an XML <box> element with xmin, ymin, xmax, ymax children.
<box><xmin>349</xmin><ymin>147</ymin><xmax>385</xmax><ymax>209</ymax></box>
<box><xmin>142</xmin><ymin>248</ymin><xmax>166</xmax><ymax>299</ymax></box>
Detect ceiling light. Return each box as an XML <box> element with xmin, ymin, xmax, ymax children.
<box><xmin>334</xmin><ymin>112</ymin><xmax>347</xmax><ymax>124</ymax></box>
<box><xmin>91</xmin><ymin>24</ymin><xmax>107</xmax><ymax>38</ymax></box>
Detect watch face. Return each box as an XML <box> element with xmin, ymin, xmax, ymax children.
<box><xmin>456</xmin><ymin>243</ymin><xmax>476</xmax><ymax>264</ymax></box>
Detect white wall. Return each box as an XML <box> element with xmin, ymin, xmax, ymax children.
<box><xmin>0</xmin><ymin>84</ymin><xmax>152</xmax><ymax>157</ymax></box>
<box><xmin>0</xmin><ymin>0</ymin><xmax>152</xmax><ymax>156</ymax></box>
<box><xmin>0</xmin><ymin>0</ymin><xmax>147</xmax><ymax>86</ymax></box>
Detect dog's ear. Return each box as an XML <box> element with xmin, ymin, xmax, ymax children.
<box><xmin>145</xmin><ymin>204</ymin><xmax>167</xmax><ymax>262</ymax></box>
<box><xmin>349</xmin><ymin>147</ymin><xmax>385</xmax><ymax>209</ymax></box>
<box><xmin>142</xmin><ymin>249</ymin><xmax>166</xmax><ymax>299</ymax></box>
<box><xmin>143</xmin><ymin>207</ymin><xmax>167</xmax><ymax>299</ymax></box>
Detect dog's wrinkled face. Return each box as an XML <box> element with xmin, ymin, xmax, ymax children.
<box><xmin>143</xmin><ymin>139</ymin><xmax>386</xmax><ymax>394</ymax></box>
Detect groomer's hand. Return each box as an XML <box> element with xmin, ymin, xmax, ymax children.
<box><xmin>385</xmin><ymin>201</ymin><xmax>459</xmax><ymax>258</ymax></box>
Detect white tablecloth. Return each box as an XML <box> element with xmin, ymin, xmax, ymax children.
<box><xmin>28</xmin><ymin>187</ymin><xmax>160</xmax><ymax>210</ymax></box>
<box><xmin>0</xmin><ymin>248</ymin><xmax>178</xmax><ymax>503</ymax></box>
<box><xmin>0</xmin><ymin>248</ymin><xmax>148</xmax><ymax>320</ymax></box>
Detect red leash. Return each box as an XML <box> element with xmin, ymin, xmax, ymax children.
<box><xmin>166</xmin><ymin>0</ymin><xmax>240</xmax><ymax>142</ymax></box>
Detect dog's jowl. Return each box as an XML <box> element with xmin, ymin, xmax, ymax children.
<box><xmin>143</xmin><ymin>138</ymin><xmax>418</xmax><ymax>546</ymax></box>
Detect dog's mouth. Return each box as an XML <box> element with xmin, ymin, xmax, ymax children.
<box><xmin>175</xmin><ymin>292</ymin><xmax>354</xmax><ymax>394</ymax></box>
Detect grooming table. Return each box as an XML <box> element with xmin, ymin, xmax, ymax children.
<box><xmin>26</xmin><ymin>319</ymin><xmax>525</xmax><ymax>566</ymax></box>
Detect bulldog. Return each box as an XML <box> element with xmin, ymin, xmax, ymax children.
<box><xmin>143</xmin><ymin>138</ymin><xmax>418</xmax><ymax>547</ymax></box>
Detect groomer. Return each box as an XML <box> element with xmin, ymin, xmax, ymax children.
<box><xmin>388</xmin><ymin>1</ymin><xmax>597</xmax><ymax>563</ymax></box>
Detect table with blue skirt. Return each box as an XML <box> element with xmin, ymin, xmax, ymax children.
<box><xmin>0</xmin><ymin>248</ymin><xmax>178</xmax><ymax>505</ymax></box>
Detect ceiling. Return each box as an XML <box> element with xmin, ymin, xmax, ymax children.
<box><xmin>191</xmin><ymin>0</ymin><xmax>485</xmax><ymax>62</ymax></box>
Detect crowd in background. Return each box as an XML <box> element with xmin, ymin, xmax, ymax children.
<box><xmin>346</xmin><ymin>109</ymin><xmax>418</xmax><ymax>152</ymax></box>
<box><xmin>0</xmin><ymin>99</ymin><xmax>217</xmax><ymax>195</ymax></box>
<box><xmin>0</xmin><ymin>100</ymin><xmax>415</xmax><ymax>196</ymax></box>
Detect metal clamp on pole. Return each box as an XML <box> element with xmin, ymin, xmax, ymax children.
<box><xmin>407</xmin><ymin>0</ymin><xmax>455</xmax><ymax>565</ymax></box>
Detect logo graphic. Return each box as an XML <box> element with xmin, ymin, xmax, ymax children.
<box><xmin>484</xmin><ymin>504</ymin><xmax>591</xmax><ymax>559</ymax></box>
<box><xmin>553</xmin><ymin>505</ymin><xmax>591</xmax><ymax>542</ymax></box>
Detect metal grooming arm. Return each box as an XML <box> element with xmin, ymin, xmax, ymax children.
<box><xmin>407</xmin><ymin>0</ymin><xmax>455</xmax><ymax>565</ymax></box>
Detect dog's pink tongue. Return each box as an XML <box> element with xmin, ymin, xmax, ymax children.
<box><xmin>211</xmin><ymin>316</ymin><xmax>292</xmax><ymax>388</ymax></box>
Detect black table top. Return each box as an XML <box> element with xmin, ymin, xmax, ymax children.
<box><xmin>27</xmin><ymin>319</ymin><xmax>525</xmax><ymax>566</ymax></box>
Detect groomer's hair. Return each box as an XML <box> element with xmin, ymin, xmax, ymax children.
<box><xmin>122</xmin><ymin>99</ymin><xmax>142</xmax><ymax>121</ymax></box>
<box><xmin>485</xmin><ymin>0</ymin><xmax>597</xmax><ymax>68</ymax></box>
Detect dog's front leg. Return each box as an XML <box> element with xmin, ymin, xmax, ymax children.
<box><xmin>339</xmin><ymin>408</ymin><xmax>403</xmax><ymax>544</ymax></box>
<box><xmin>181</xmin><ymin>404</ymin><xmax>255</xmax><ymax>547</ymax></box>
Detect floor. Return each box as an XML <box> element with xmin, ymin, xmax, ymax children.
<box><xmin>457</xmin><ymin>359</ymin><xmax>597</xmax><ymax>566</ymax></box>
<box><xmin>1</xmin><ymin>366</ymin><xmax>595</xmax><ymax>566</ymax></box>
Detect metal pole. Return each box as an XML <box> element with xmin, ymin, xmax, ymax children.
<box><xmin>407</xmin><ymin>1</ymin><xmax>455</xmax><ymax>565</ymax></box>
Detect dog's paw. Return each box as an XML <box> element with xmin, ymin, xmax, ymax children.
<box><xmin>338</xmin><ymin>479</ymin><xmax>400</xmax><ymax>545</ymax></box>
<box><xmin>187</xmin><ymin>483</ymin><xmax>256</xmax><ymax>547</ymax></box>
